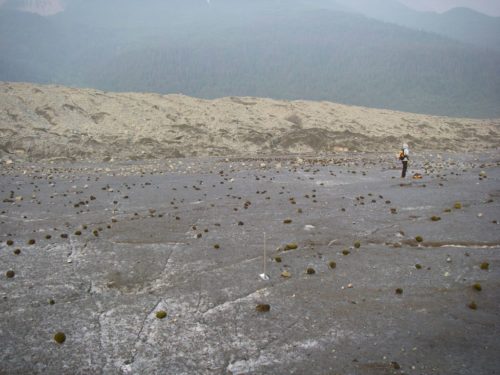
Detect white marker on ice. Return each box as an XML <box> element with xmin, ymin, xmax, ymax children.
<box><xmin>259</xmin><ymin>232</ymin><xmax>270</xmax><ymax>281</ymax></box>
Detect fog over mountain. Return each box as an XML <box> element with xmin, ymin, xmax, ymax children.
<box><xmin>336</xmin><ymin>0</ymin><xmax>500</xmax><ymax>52</ymax></box>
<box><xmin>399</xmin><ymin>0</ymin><xmax>500</xmax><ymax>16</ymax></box>
<box><xmin>1</xmin><ymin>0</ymin><xmax>499</xmax><ymax>118</ymax></box>
<box><xmin>0</xmin><ymin>0</ymin><xmax>64</xmax><ymax>15</ymax></box>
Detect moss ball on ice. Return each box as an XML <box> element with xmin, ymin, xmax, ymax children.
<box><xmin>156</xmin><ymin>310</ymin><xmax>167</xmax><ymax>319</ymax></box>
<box><xmin>54</xmin><ymin>332</ymin><xmax>66</xmax><ymax>344</ymax></box>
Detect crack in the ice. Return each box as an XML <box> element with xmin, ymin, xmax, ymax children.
<box><xmin>202</xmin><ymin>287</ymin><xmax>270</xmax><ymax>318</ymax></box>
<box><xmin>96</xmin><ymin>310</ymin><xmax>106</xmax><ymax>369</ymax></box>
<box><xmin>156</xmin><ymin>247</ymin><xmax>175</xmax><ymax>281</ymax></box>
<box><xmin>129</xmin><ymin>298</ymin><xmax>163</xmax><ymax>365</ymax></box>
<box><xmin>260</xmin><ymin>318</ymin><xmax>299</xmax><ymax>353</ymax></box>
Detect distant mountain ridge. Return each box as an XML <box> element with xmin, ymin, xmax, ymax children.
<box><xmin>1</xmin><ymin>0</ymin><xmax>499</xmax><ymax>118</ymax></box>
<box><xmin>337</xmin><ymin>1</ymin><xmax>500</xmax><ymax>51</ymax></box>
<box><xmin>2</xmin><ymin>0</ymin><xmax>498</xmax><ymax>50</ymax></box>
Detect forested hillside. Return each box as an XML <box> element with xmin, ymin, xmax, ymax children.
<box><xmin>1</xmin><ymin>0</ymin><xmax>499</xmax><ymax>118</ymax></box>
<box><xmin>335</xmin><ymin>0</ymin><xmax>500</xmax><ymax>52</ymax></box>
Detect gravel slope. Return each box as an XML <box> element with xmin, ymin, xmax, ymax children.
<box><xmin>1</xmin><ymin>82</ymin><xmax>499</xmax><ymax>162</ymax></box>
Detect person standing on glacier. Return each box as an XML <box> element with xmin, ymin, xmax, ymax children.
<box><xmin>398</xmin><ymin>143</ymin><xmax>410</xmax><ymax>178</ymax></box>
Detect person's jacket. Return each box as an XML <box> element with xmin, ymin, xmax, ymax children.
<box><xmin>399</xmin><ymin>147</ymin><xmax>409</xmax><ymax>161</ymax></box>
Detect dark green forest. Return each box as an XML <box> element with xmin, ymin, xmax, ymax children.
<box><xmin>1</xmin><ymin>0</ymin><xmax>499</xmax><ymax>118</ymax></box>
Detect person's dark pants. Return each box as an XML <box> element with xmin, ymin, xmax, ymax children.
<box><xmin>402</xmin><ymin>161</ymin><xmax>408</xmax><ymax>178</ymax></box>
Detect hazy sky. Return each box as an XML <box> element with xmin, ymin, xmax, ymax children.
<box><xmin>1</xmin><ymin>0</ymin><xmax>499</xmax><ymax>17</ymax></box>
<box><xmin>398</xmin><ymin>0</ymin><xmax>500</xmax><ymax>16</ymax></box>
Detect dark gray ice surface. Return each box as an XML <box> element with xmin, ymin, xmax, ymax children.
<box><xmin>1</xmin><ymin>152</ymin><xmax>499</xmax><ymax>374</ymax></box>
